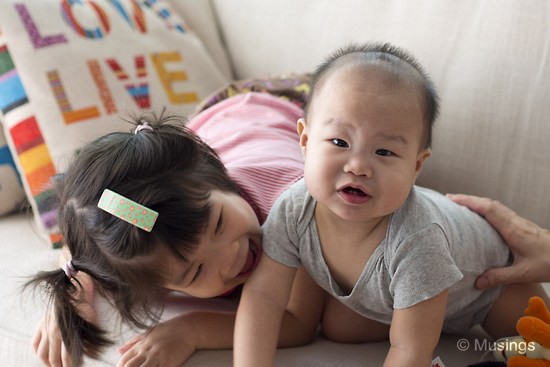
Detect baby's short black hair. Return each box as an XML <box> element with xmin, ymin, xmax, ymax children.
<box><xmin>306</xmin><ymin>42</ymin><xmax>439</xmax><ymax>149</ymax></box>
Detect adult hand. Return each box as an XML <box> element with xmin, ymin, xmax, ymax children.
<box><xmin>117</xmin><ymin>315</ymin><xmax>197</xmax><ymax>367</ymax></box>
<box><xmin>448</xmin><ymin>194</ymin><xmax>550</xmax><ymax>288</ymax></box>
<box><xmin>32</xmin><ymin>310</ymin><xmax>71</xmax><ymax>367</ymax></box>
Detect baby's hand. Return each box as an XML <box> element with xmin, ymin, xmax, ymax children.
<box><xmin>116</xmin><ymin>317</ymin><xmax>197</xmax><ymax>367</ymax></box>
<box><xmin>32</xmin><ymin>310</ymin><xmax>72</xmax><ymax>367</ymax></box>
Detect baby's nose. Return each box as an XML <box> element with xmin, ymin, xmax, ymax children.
<box><xmin>344</xmin><ymin>154</ymin><xmax>372</xmax><ymax>177</ymax></box>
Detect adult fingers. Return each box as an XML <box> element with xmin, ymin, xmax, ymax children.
<box><xmin>474</xmin><ymin>264</ymin><xmax>531</xmax><ymax>289</ymax></box>
<box><xmin>447</xmin><ymin>194</ymin><xmax>513</xmax><ymax>225</ymax></box>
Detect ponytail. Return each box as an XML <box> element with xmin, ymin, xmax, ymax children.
<box><xmin>25</xmin><ymin>111</ymin><xmax>241</xmax><ymax>365</ymax></box>
<box><xmin>25</xmin><ymin>264</ymin><xmax>111</xmax><ymax>365</ymax></box>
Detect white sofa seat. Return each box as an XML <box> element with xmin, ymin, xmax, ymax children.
<box><xmin>2</xmin><ymin>0</ymin><xmax>549</xmax><ymax>366</ymax></box>
<box><xmin>1</xmin><ymin>212</ymin><xmax>502</xmax><ymax>366</ymax></box>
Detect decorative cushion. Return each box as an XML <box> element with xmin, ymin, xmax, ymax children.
<box><xmin>165</xmin><ymin>0</ymin><xmax>232</xmax><ymax>79</ymax></box>
<box><xmin>0</xmin><ymin>126</ymin><xmax>25</xmax><ymax>216</ymax></box>
<box><xmin>0</xmin><ymin>0</ymin><xmax>229</xmax><ymax>246</ymax></box>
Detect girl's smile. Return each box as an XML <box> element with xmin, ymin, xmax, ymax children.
<box><xmin>161</xmin><ymin>190</ymin><xmax>262</xmax><ymax>298</ymax></box>
<box><xmin>238</xmin><ymin>240</ymin><xmax>261</xmax><ymax>277</ymax></box>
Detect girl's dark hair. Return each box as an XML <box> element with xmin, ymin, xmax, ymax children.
<box><xmin>25</xmin><ymin>111</ymin><xmax>240</xmax><ymax>365</ymax></box>
<box><xmin>305</xmin><ymin>42</ymin><xmax>439</xmax><ymax>149</ymax></box>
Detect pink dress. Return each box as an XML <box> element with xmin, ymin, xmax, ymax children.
<box><xmin>188</xmin><ymin>92</ymin><xmax>304</xmax><ymax>224</ymax></box>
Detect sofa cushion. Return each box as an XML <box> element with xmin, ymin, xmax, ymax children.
<box><xmin>212</xmin><ymin>0</ymin><xmax>550</xmax><ymax>229</ymax></box>
<box><xmin>0</xmin><ymin>0</ymin><xmax>229</xmax><ymax>246</ymax></box>
<box><xmin>166</xmin><ymin>0</ymin><xmax>232</xmax><ymax>79</ymax></box>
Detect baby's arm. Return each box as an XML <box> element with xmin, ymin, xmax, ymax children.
<box><xmin>384</xmin><ymin>290</ymin><xmax>448</xmax><ymax>367</ymax></box>
<box><xmin>234</xmin><ymin>253</ymin><xmax>297</xmax><ymax>366</ymax></box>
<box><xmin>279</xmin><ymin>267</ymin><xmax>326</xmax><ymax>346</ymax></box>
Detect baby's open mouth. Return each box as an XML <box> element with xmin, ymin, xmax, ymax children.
<box><xmin>342</xmin><ymin>186</ymin><xmax>367</xmax><ymax>197</ymax></box>
<box><xmin>339</xmin><ymin>185</ymin><xmax>371</xmax><ymax>204</ymax></box>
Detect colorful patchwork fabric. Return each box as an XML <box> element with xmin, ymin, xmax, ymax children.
<box><xmin>0</xmin><ymin>0</ymin><xmax>228</xmax><ymax>247</ymax></box>
<box><xmin>0</xmin><ymin>127</ymin><xmax>25</xmax><ymax>216</ymax></box>
<box><xmin>192</xmin><ymin>73</ymin><xmax>312</xmax><ymax>117</ymax></box>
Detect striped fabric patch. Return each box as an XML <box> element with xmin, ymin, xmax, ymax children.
<box><xmin>0</xmin><ymin>145</ymin><xmax>19</xmax><ymax>183</ymax></box>
<box><xmin>9</xmin><ymin>116</ymin><xmax>60</xmax><ymax>247</ymax></box>
<box><xmin>0</xmin><ymin>45</ymin><xmax>28</xmax><ymax>114</ymax></box>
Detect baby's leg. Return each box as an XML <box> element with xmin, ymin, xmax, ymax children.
<box><xmin>321</xmin><ymin>294</ymin><xmax>390</xmax><ymax>343</ymax></box>
<box><xmin>482</xmin><ymin>283</ymin><xmax>549</xmax><ymax>338</ymax></box>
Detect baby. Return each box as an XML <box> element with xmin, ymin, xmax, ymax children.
<box><xmin>234</xmin><ymin>43</ymin><xmax>549</xmax><ymax>366</ymax></box>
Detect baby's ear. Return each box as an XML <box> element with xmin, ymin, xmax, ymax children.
<box><xmin>415</xmin><ymin>148</ymin><xmax>432</xmax><ymax>177</ymax></box>
<box><xmin>297</xmin><ymin>118</ymin><xmax>309</xmax><ymax>155</ymax></box>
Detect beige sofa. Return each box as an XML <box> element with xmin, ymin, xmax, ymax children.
<box><xmin>1</xmin><ymin>1</ymin><xmax>549</xmax><ymax>366</ymax></box>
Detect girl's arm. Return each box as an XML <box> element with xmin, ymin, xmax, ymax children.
<box><xmin>117</xmin><ymin>267</ymin><xmax>324</xmax><ymax>367</ymax></box>
<box><xmin>116</xmin><ymin>310</ymin><xmax>233</xmax><ymax>367</ymax></box>
<box><xmin>234</xmin><ymin>254</ymin><xmax>298</xmax><ymax>367</ymax></box>
<box><xmin>384</xmin><ymin>289</ymin><xmax>448</xmax><ymax>367</ymax></box>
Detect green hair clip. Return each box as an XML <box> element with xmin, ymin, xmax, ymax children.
<box><xmin>97</xmin><ymin>189</ymin><xmax>159</xmax><ymax>232</ymax></box>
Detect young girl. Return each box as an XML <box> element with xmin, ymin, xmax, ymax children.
<box><xmin>234</xmin><ymin>43</ymin><xmax>549</xmax><ymax>366</ymax></box>
<box><xmin>28</xmin><ymin>92</ymin><xmax>328</xmax><ymax>367</ymax></box>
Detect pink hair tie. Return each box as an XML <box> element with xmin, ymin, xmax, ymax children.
<box><xmin>61</xmin><ymin>260</ymin><xmax>77</xmax><ymax>279</ymax></box>
<box><xmin>134</xmin><ymin>123</ymin><xmax>153</xmax><ymax>134</ymax></box>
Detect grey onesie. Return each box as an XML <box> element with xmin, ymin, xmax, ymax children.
<box><xmin>262</xmin><ymin>179</ymin><xmax>510</xmax><ymax>333</ymax></box>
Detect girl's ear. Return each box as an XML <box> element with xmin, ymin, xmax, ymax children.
<box><xmin>415</xmin><ymin>148</ymin><xmax>432</xmax><ymax>179</ymax></box>
<box><xmin>297</xmin><ymin>118</ymin><xmax>308</xmax><ymax>157</ymax></box>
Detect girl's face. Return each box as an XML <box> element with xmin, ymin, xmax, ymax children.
<box><xmin>299</xmin><ymin>64</ymin><xmax>431</xmax><ymax>224</ymax></box>
<box><xmin>161</xmin><ymin>190</ymin><xmax>262</xmax><ymax>298</ymax></box>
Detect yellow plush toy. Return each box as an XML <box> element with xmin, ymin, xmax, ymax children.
<box><xmin>494</xmin><ymin>296</ymin><xmax>550</xmax><ymax>367</ymax></box>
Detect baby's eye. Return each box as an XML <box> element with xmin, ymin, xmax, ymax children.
<box><xmin>331</xmin><ymin>138</ymin><xmax>349</xmax><ymax>148</ymax></box>
<box><xmin>376</xmin><ymin>149</ymin><xmax>394</xmax><ymax>157</ymax></box>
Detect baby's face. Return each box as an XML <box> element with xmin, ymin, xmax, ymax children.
<box><xmin>299</xmin><ymin>64</ymin><xmax>431</xmax><ymax>223</ymax></box>
<box><xmin>160</xmin><ymin>190</ymin><xmax>262</xmax><ymax>298</ymax></box>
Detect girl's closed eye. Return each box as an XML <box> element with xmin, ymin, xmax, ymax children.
<box><xmin>215</xmin><ymin>210</ymin><xmax>224</xmax><ymax>235</ymax></box>
<box><xmin>191</xmin><ymin>264</ymin><xmax>203</xmax><ymax>284</ymax></box>
<box><xmin>331</xmin><ymin>138</ymin><xmax>349</xmax><ymax>148</ymax></box>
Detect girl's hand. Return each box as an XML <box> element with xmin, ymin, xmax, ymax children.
<box><xmin>32</xmin><ymin>310</ymin><xmax>72</xmax><ymax>367</ymax></box>
<box><xmin>116</xmin><ymin>316</ymin><xmax>197</xmax><ymax>367</ymax></box>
